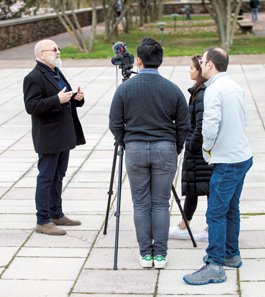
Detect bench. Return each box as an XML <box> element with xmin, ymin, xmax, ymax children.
<box><xmin>232</xmin><ymin>13</ymin><xmax>244</xmax><ymax>20</ymax></box>
<box><xmin>237</xmin><ymin>21</ymin><xmax>253</xmax><ymax>34</ymax></box>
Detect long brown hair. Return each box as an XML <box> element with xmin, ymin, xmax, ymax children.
<box><xmin>191</xmin><ymin>54</ymin><xmax>207</xmax><ymax>101</ymax></box>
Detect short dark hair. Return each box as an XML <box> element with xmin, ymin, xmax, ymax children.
<box><xmin>204</xmin><ymin>47</ymin><xmax>229</xmax><ymax>72</ymax></box>
<box><xmin>137</xmin><ymin>37</ymin><xmax>163</xmax><ymax>68</ymax></box>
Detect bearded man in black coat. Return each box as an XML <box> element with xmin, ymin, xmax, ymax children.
<box><xmin>23</xmin><ymin>39</ymin><xmax>86</xmax><ymax>235</ymax></box>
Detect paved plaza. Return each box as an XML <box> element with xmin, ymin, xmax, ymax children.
<box><xmin>0</xmin><ymin>12</ymin><xmax>265</xmax><ymax>297</ymax></box>
<box><xmin>0</xmin><ymin>59</ymin><xmax>264</xmax><ymax>297</ymax></box>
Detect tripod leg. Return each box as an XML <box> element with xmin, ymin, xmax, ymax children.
<box><xmin>103</xmin><ymin>143</ymin><xmax>119</xmax><ymax>235</ymax></box>
<box><xmin>113</xmin><ymin>146</ymin><xmax>124</xmax><ymax>270</ymax></box>
<box><xmin>171</xmin><ymin>185</ymin><xmax>197</xmax><ymax>247</ymax></box>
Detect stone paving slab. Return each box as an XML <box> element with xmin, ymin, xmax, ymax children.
<box><xmin>71</xmin><ymin>295</ymin><xmax>154</xmax><ymax>297</ymax></box>
<box><xmin>0</xmin><ymin>230</ymin><xmax>31</xmax><ymax>247</ymax></box>
<box><xmin>62</xmin><ymin>188</ymin><xmax>109</xmax><ymax>200</ymax></box>
<box><xmin>241</xmin><ymin>282</ymin><xmax>265</xmax><ymax>297</ymax></box>
<box><xmin>73</xmin><ymin>269</ymin><xmax>158</xmax><ymax>294</ymax></box>
<box><xmin>239</xmin><ymin>231</ymin><xmax>265</xmax><ymax>248</ymax></box>
<box><xmin>157</xmin><ymin>293</ymin><xmax>239</xmax><ymax>297</ymax></box>
<box><xmin>25</xmin><ymin>231</ymin><xmax>97</xmax><ymax>248</ymax></box>
<box><xmin>240</xmin><ymin>201</ymin><xmax>265</xmax><ymax>213</ymax></box>
<box><xmin>240</xmin><ymin>259</ymin><xmax>265</xmax><ymax>281</ymax></box>
<box><xmin>94</xmin><ymin>230</ymin><xmax>138</xmax><ymax>248</ymax></box>
<box><xmin>0</xmin><ymin>279</ymin><xmax>73</xmax><ymax>297</ymax></box>
<box><xmin>2</xmin><ymin>257</ymin><xmax>84</xmax><ymax>280</ymax></box>
<box><xmin>240</xmin><ymin>248</ymin><xmax>265</xmax><ymax>259</ymax></box>
<box><xmin>17</xmin><ymin>247</ymin><xmax>89</xmax><ymax>258</ymax></box>
<box><xmin>0</xmin><ymin>247</ymin><xmax>19</xmax><ymax>266</ymax></box>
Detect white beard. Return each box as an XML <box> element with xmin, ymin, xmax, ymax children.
<box><xmin>46</xmin><ymin>56</ymin><xmax>62</xmax><ymax>68</ymax></box>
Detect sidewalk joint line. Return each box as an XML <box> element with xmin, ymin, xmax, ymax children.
<box><xmin>0</xmin><ymin>229</ymin><xmax>34</xmax><ymax>279</ymax></box>
<box><xmin>241</xmin><ymin>64</ymin><xmax>265</xmax><ymax>131</ymax></box>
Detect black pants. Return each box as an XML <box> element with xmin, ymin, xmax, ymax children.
<box><xmin>35</xmin><ymin>151</ymin><xmax>69</xmax><ymax>224</ymax></box>
<box><xmin>183</xmin><ymin>195</ymin><xmax>209</xmax><ymax>221</ymax></box>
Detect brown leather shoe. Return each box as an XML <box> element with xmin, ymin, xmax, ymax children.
<box><xmin>35</xmin><ymin>222</ymin><xmax>66</xmax><ymax>235</ymax></box>
<box><xmin>51</xmin><ymin>216</ymin><xmax>81</xmax><ymax>226</ymax></box>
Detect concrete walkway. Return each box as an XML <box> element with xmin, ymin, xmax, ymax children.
<box><xmin>0</xmin><ymin>13</ymin><xmax>265</xmax><ymax>297</ymax></box>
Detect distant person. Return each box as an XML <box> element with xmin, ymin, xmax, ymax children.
<box><xmin>23</xmin><ymin>39</ymin><xmax>86</xmax><ymax>236</ymax></box>
<box><xmin>183</xmin><ymin>47</ymin><xmax>252</xmax><ymax>285</ymax></box>
<box><xmin>115</xmin><ymin>0</ymin><xmax>122</xmax><ymax>17</ymax></box>
<box><xmin>109</xmin><ymin>38</ymin><xmax>189</xmax><ymax>269</ymax></box>
<box><xmin>185</xmin><ymin>5</ymin><xmax>191</xmax><ymax>20</ymax></box>
<box><xmin>169</xmin><ymin>54</ymin><xmax>212</xmax><ymax>242</ymax></box>
<box><xmin>250</xmin><ymin>0</ymin><xmax>259</xmax><ymax>22</ymax></box>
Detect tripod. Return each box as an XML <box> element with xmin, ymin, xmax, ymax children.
<box><xmin>103</xmin><ymin>142</ymin><xmax>197</xmax><ymax>270</ymax></box>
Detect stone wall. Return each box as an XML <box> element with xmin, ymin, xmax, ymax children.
<box><xmin>0</xmin><ymin>7</ymin><xmax>104</xmax><ymax>51</ymax></box>
<box><xmin>163</xmin><ymin>1</ymin><xmax>265</xmax><ymax>15</ymax></box>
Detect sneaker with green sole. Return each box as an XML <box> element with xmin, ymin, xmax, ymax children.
<box><xmin>139</xmin><ymin>255</ymin><xmax>153</xmax><ymax>268</ymax></box>
<box><xmin>154</xmin><ymin>255</ymin><xmax>167</xmax><ymax>269</ymax></box>
<box><xmin>203</xmin><ymin>255</ymin><xmax>242</xmax><ymax>268</ymax></box>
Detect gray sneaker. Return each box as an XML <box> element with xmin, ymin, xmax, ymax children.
<box><xmin>183</xmin><ymin>264</ymin><xmax>227</xmax><ymax>285</ymax></box>
<box><xmin>203</xmin><ymin>255</ymin><xmax>242</xmax><ymax>268</ymax></box>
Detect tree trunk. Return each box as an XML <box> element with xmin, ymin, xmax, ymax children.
<box><xmin>143</xmin><ymin>0</ymin><xmax>150</xmax><ymax>23</ymax></box>
<box><xmin>139</xmin><ymin>0</ymin><xmax>144</xmax><ymax>26</ymax></box>
<box><xmin>69</xmin><ymin>1</ymin><xmax>88</xmax><ymax>51</ymax></box>
<box><xmin>158</xmin><ymin>0</ymin><xmax>163</xmax><ymax>19</ymax></box>
<box><xmin>88</xmin><ymin>0</ymin><xmax>97</xmax><ymax>52</ymax></box>
<box><xmin>103</xmin><ymin>0</ymin><xmax>117</xmax><ymax>42</ymax></box>
<box><xmin>202</xmin><ymin>0</ymin><xmax>243</xmax><ymax>51</ymax></box>
<box><xmin>225</xmin><ymin>0</ymin><xmax>231</xmax><ymax>51</ymax></box>
<box><xmin>123</xmin><ymin>2</ymin><xmax>134</xmax><ymax>33</ymax></box>
<box><xmin>230</xmin><ymin>0</ymin><xmax>243</xmax><ymax>47</ymax></box>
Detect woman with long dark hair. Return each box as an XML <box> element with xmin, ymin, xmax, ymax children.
<box><xmin>169</xmin><ymin>54</ymin><xmax>212</xmax><ymax>242</ymax></box>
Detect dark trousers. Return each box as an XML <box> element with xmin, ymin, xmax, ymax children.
<box><xmin>35</xmin><ymin>151</ymin><xmax>69</xmax><ymax>225</ymax></box>
<box><xmin>184</xmin><ymin>194</ymin><xmax>209</xmax><ymax>221</ymax></box>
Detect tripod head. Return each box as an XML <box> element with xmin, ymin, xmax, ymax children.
<box><xmin>120</xmin><ymin>64</ymin><xmax>138</xmax><ymax>82</ymax></box>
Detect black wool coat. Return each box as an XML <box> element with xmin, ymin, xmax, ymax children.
<box><xmin>23</xmin><ymin>63</ymin><xmax>86</xmax><ymax>154</ymax></box>
<box><xmin>181</xmin><ymin>85</ymin><xmax>213</xmax><ymax>197</ymax></box>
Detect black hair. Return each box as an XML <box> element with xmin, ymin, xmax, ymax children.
<box><xmin>137</xmin><ymin>37</ymin><xmax>163</xmax><ymax>68</ymax></box>
<box><xmin>204</xmin><ymin>47</ymin><xmax>229</xmax><ymax>72</ymax></box>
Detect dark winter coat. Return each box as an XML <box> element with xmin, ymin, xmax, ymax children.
<box><xmin>250</xmin><ymin>0</ymin><xmax>259</xmax><ymax>9</ymax></box>
<box><xmin>23</xmin><ymin>63</ymin><xmax>86</xmax><ymax>154</ymax></box>
<box><xmin>181</xmin><ymin>85</ymin><xmax>213</xmax><ymax>197</ymax></box>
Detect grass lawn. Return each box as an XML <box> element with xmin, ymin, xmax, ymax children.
<box><xmin>60</xmin><ymin>15</ymin><xmax>265</xmax><ymax>59</ymax></box>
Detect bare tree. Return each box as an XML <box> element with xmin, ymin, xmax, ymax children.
<box><xmin>103</xmin><ymin>0</ymin><xmax>135</xmax><ymax>42</ymax></box>
<box><xmin>203</xmin><ymin>0</ymin><xmax>243</xmax><ymax>51</ymax></box>
<box><xmin>47</xmin><ymin>0</ymin><xmax>88</xmax><ymax>52</ymax></box>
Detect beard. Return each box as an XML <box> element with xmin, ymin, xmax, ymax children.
<box><xmin>46</xmin><ymin>55</ymin><xmax>62</xmax><ymax>68</ymax></box>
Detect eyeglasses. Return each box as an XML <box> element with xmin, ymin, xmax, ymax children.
<box><xmin>42</xmin><ymin>47</ymin><xmax>61</xmax><ymax>53</ymax></box>
<box><xmin>198</xmin><ymin>59</ymin><xmax>208</xmax><ymax>66</ymax></box>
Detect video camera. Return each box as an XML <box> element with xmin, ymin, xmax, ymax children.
<box><xmin>111</xmin><ymin>41</ymin><xmax>136</xmax><ymax>81</ymax></box>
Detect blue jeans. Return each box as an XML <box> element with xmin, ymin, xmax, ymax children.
<box><xmin>35</xmin><ymin>151</ymin><xmax>69</xmax><ymax>224</ymax></box>
<box><xmin>252</xmin><ymin>8</ymin><xmax>258</xmax><ymax>21</ymax></box>
<box><xmin>206</xmin><ymin>157</ymin><xmax>253</xmax><ymax>265</ymax></box>
<box><xmin>125</xmin><ymin>141</ymin><xmax>178</xmax><ymax>258</ymax></box>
